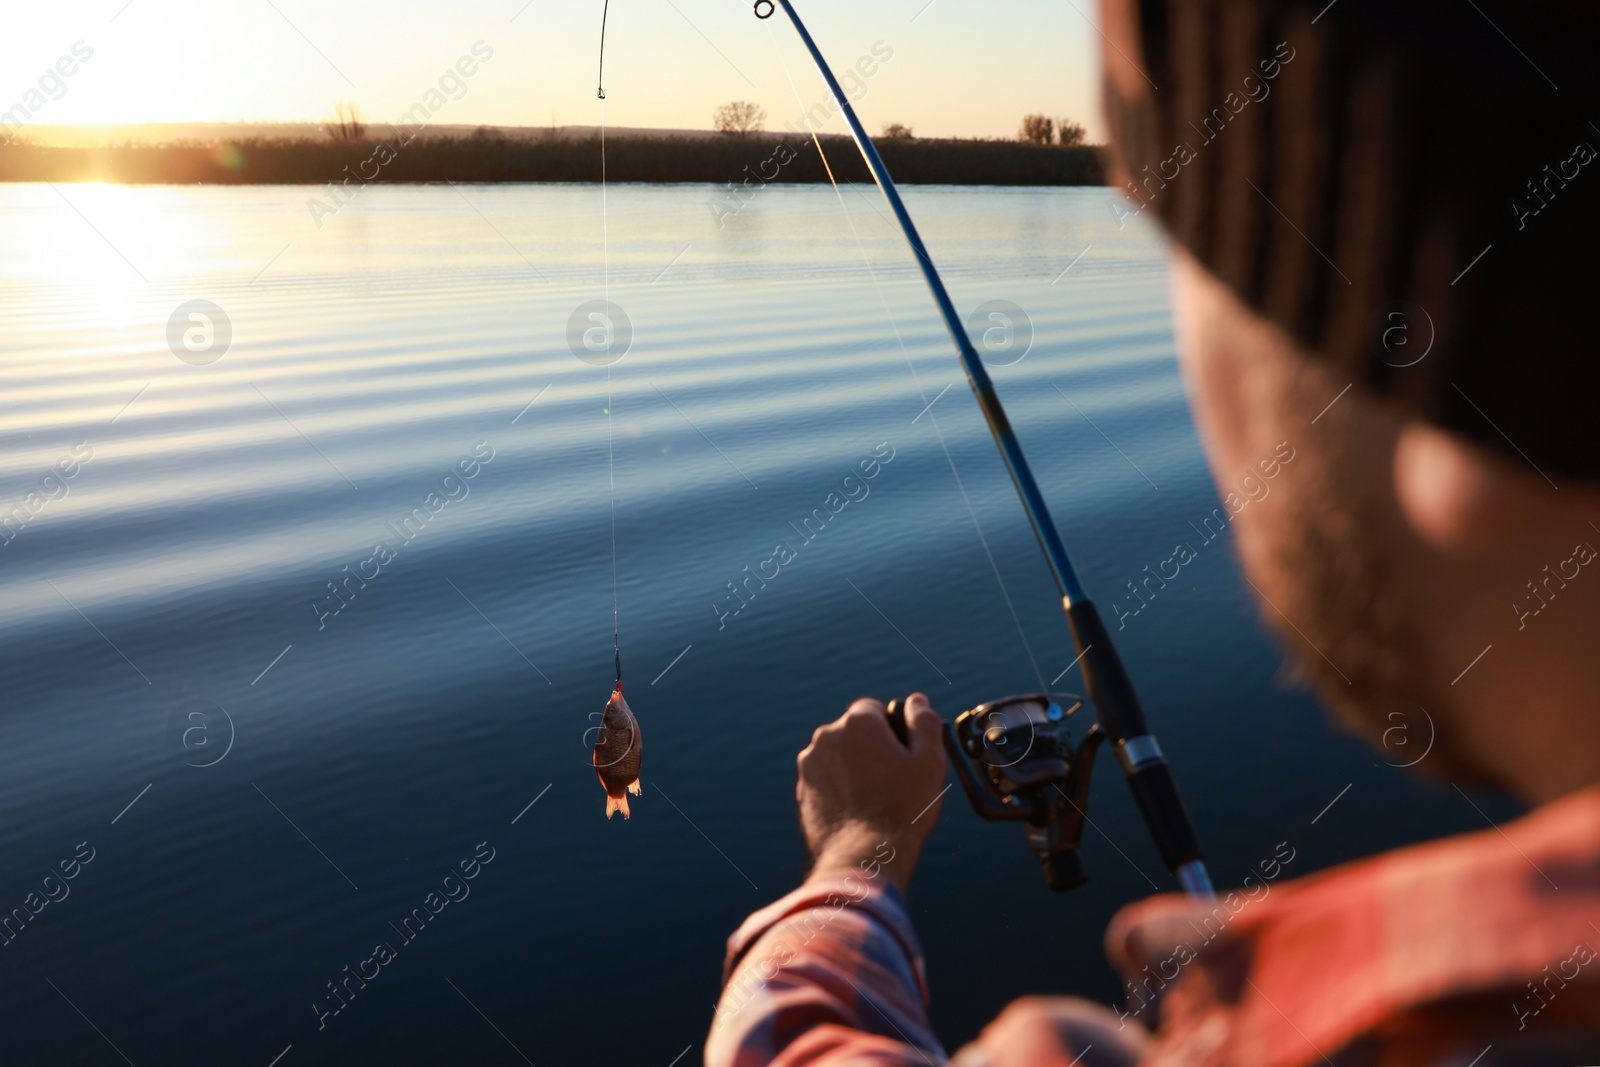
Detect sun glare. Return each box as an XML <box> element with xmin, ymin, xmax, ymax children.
<box><xmin>45</xmin><ymin>182</ymin><xmax>164</xmax><ymax>327</ymax></box>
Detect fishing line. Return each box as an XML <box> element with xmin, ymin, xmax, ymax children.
<box><xmin>766</xmin><ymin>28</ymin><xmax>1051</xmax><ymax>695</ymax></box>
<box><xmin>599</xmin><ymin>1</ymin><xmax>620</xmax><ymax>685</ymax></box>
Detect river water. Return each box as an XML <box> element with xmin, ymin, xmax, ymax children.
<box><xmin>0</xmin><ymin>181</ymin><xmax>1492</xmax><ymax>1064</ymax></box>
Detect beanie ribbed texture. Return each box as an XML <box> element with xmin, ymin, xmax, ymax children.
<box><xmin>1103</xmin><ymin>0</ymin><xmax>1600</xmax><ymax>481</ymax></box>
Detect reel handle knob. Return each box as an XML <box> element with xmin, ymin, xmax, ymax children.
<box><xmin>885</xmin><ymin>698</ymin><xmax>911</xmax><ymax>747</ymax></box>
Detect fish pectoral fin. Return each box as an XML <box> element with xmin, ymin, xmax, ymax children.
<box><xmin>626</xmin><ymin>780</ymin><xmax>642</xmax><ymax>796</ymax></box>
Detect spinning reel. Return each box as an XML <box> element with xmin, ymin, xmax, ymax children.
<box><xmin>888</xmin><ymin>695</ymin><xmax>1104</xmax><ymax>892</ymax></box>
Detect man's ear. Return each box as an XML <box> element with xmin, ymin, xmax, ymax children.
<box><xmin>1393</xmin><ymin>421</ymin><xmax>1560</xmax><ymax>552</ymax></box>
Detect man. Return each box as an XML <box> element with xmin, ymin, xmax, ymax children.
<box><xmin>706</xmin><ymin>0</ymin><xmax>1600</xmax><ymax>1063</ymax></box>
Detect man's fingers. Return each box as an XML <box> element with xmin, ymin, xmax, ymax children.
<box><xmin>904</xmin><ymin>692</ymin><xmax>940</xmax><ymax>730</ymax></box>
<box><xmin>842</xmin><ymin>697</ymin><xmax>899</xmax><ymax>744</ymax></box>
<box><xmin>903</xmin><ymin>692</ymin><xmax>944</xmax><ymax>752</ymax></box>
<box><xmin>844</xmin><ymin>697</ymin><xmax>886</xmax><ymax>723</ymax></box>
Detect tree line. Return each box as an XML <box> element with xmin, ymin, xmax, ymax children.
<box><xmin>0</xmin><ymin>132</ymin><xmax>1105</xmax><ymax>186</ymax></box>
<box><xmin>712</xmin><ymin>101</ymin><xmax>1091</xmax><ymax>146</ymax></box>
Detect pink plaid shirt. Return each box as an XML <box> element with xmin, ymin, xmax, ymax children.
<box><xmin>707</xmin><ymin>785</ymin><xmax>1600</xmax><ymax>1067</ymax></box>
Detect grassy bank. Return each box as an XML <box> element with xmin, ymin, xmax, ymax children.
<box><xmin>0</xmin><ymin>133</ymin><xmax>1107</xmax><ymax>186</ymax></box>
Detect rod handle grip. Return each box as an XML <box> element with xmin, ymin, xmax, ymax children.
<box><xmin>1125</xmin><ymin>761</ymin><xmax>1205</xmax><ymax>871</ymax></box>
<box><xmin>1063</xmin><ymin>599</ymin><xmax>1150</xmax><ymax>741</ymax></box>
<box><xmin>1064</xmin><ymin>598</ymin><xmax>1208</xmax><ymax>879</ymax></box>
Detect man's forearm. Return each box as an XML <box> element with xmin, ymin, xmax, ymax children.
<box><xmin>706</xmin><ymin>872</ymin><xmax>946</xmax><ymax>1067</ymax></box>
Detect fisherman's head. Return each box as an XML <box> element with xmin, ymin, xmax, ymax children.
<box><xmin>1098</xmin><ymin>0</ymin><xmax>1600</xmax><ymax>801</ymax></box>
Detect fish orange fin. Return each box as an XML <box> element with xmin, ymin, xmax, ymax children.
<box><xmin>605</xmin><ymin>795</ymin><xmax>622</xmax><ymax>819</ymax></box>
<box><xmin>626</xmin><ymin>780</ymin><xmax>642</xmax><ymax>796</ymax></box>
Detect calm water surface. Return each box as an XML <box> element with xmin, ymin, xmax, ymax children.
<box><xmin>0</xmin><ymin>182</ymin><xmax>1493</xmax><ymax>1064</ymax></box>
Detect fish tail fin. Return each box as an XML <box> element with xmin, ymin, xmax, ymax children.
<box><xmin>606</xmin><ymin>794</ymin><xmax>631</xmax><ymax>820</ymax></box>
<box><xmin>626</xmin><ymin>779</ymin><xmax>642</xmax><ymax>796</ymax></box>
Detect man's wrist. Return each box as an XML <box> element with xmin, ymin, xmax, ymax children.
<box><xmin>807</xmin><ymin>828</ymin><xmax>914</xmax><ymax>895</ymax></box>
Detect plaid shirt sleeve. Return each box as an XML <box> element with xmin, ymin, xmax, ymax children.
<box><xmin>706</xmin><ymin>872</ymin><xmax>948</xmax><ymax>1067</ymax></box>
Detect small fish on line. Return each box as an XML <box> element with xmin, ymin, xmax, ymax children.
<box><xmin>594</xmin><ymin>685</ymin><xmax>642</xmax><ymax>819</ymax></box>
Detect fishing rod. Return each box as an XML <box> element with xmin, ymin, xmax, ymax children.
<box><xmin>754</xmin><ymin>0</ymin><xmax>1214</xmax><ymax>900</ymax></box>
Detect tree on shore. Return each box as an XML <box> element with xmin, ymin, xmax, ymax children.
<box><xmin>1019</xmin><ymin>114</ymin><xmax>1054</xmax><ymax>145</ymax></box>
<box><xmin>324</xmin><ymin>102</ymin><xmax>367</xmax><ymax>143</ymax></box>
<box><xmin>714</xmin><ymin>101</ymin><xmax>767</xmax><ymax>136</ymax></box>
<box><xmin>1056</xmin><ymin>119</ymin><xmax>1087</xmax><ymax>147</ymax></box>
<box><xmin>881</xmin><ymin>122</ymin><xmax>915</xmax><ymax>140</ymax></box>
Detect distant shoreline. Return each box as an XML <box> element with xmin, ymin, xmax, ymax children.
<box><xmin>0</xmin><ymin>134</ymin><xmax>1108</xmax><ymax>187</ymax></box>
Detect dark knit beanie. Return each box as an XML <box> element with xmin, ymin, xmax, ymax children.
<box><xmin>1100</xmin><ymin>0</ymin><xmax>1600</xmax><ymax>482</ymax></box>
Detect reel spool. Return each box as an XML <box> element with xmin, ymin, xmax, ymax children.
<box><xmin>889</xmin><ymin>694</ymin><xmax>1104</xmax><ymax>891</ymax></box>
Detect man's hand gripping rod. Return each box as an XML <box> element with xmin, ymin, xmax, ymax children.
<box><xmin>756</xmin><ymin>0</ymin><xmax>1214</xmax><ymax>899</ymax></box>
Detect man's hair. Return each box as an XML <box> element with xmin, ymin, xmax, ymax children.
<box><xmin>1102</xmin><ymin>0</ymin><xmax>1600</xmax><ymax>480</ymax></box>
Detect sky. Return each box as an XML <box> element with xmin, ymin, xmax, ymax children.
<box><xmin>0</xmin><ymin>0</ymin><xmax>1107</xmax><ymax>141</ymax></box>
